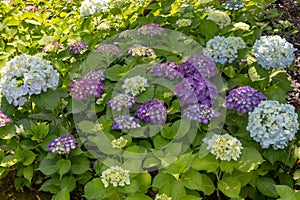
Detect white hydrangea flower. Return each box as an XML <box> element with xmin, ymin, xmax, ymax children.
<box><xmin>111</xmin><ymin>137</ymin><xmax>128</xmax><ymax>149</ymax></box>
<box><xmin>206</xmin><ymin>10</ymin><xmax>231</xmax><ymax>29</ymax></box>
<box><xmin>253</xmin><ymin>35</ymin><xmax>295</xmax><ymax>69</ymax></box>
<box><xmin>233</xmin><ymin>22</ymin><xmax>250</xmax><ymax>31</ymax></box>
<box><xmin>0</xmin><ymin>54</ymin><xmax>59</xmax><ymax>107</ymax></box>
<box><xmin>155</xmin><ymin>193</ymin><xmax>172</xmax><ymax>200</ymax></box>
<box><xmin>204</xmin><ymin>134</ymin><xmax>243</xmax><ymax>161</ymax></box>
<box><xmin>122</xmin><ymin>75</ymin><xmax>149</xmax><ymax>96</ymax></box>
<box><xmin>176</xmin><ymin>19</ymin><xmax>192</xmax><ymax>27</ymax></box>
<box><xmin>80</xmin><ymin>0</ymin><xmax>109</xmax><ymax>17</ymax></box>
<box><xmin>100</xmin><ymin>166</ymin><xmax>130</xmax><ymax>188</ymax></box>
<box><xmin>203</xmin><ymin>36</ymin><xmax>246</xmax><ymax>64</ymax></box>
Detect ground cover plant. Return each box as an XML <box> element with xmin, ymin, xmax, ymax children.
<box><xmin>0</xmin><ymin>0</ymin><xmax>299</xmax><ymax>199</ymax></box>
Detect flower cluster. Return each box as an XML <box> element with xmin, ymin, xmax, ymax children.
<box><xmin>206</xmin><ymin>10</ymin><xmax>231</xmax><ymax>29</ymax></box>
<box><xmin>183</xmin><ymin>104</ymin><xmax>218</xmax><ymax>124</ymax></box>
<box><xmin>253</xmin><ymin>35</ymin><xmax>295</xmax><ymax>69</ymax></box>
<box><xmin>101</xmin><ymin>166</ymin><xmax>130</xmax><ymax>188</ymax></box>
<box><xmin>95</xmin><ymin>44</ymin><xmax>120</xmax><ymax>56</ymax></box>
<box><xmin>128</xmin><ymin>45</ymin><xmax>155</xmax><ymax>57</ymax></box>
<box><xmin>155</xmin><ymin>193</ymin><xmax>172</xmax><ymax>200</ymax></box>
<box><xmin>69</xmin><ymin>69</ymin><xmax>106</xmax><ymax>100</ymax></box>
<box><xmin>233</xmin><ymin>22</ymin><xmax>250</xmax><ymax>31</ymax></box>
<box><xmin>111</xmin><ymin>137</ymin><xmax>128</xmax><ymax>149</ymax></box>
<box><xmin>0</xmin><ymin>54</ymin><xmax>59</xmax><ymax>107</ymax></box>
<box><xmin>42</xmin><ymin>42</ymin><xmax>62</xmax><ymax>53</ymax></box>
<box><xmin>122</xmin><ymin>76</ymin><xmax>149</xmax><ymax>96</ymax></box>
<box><xmin>48</xmin><ymin>134</ymin><xmax>78</xmax><ymax>154</ymax></box>
<box><xmin>135</xmin><ymin>99</ymin><xmax>167</xmax><ymax>125</ymax></box>
<box><xmin>203</xmin><ymin>36</ymin><xmax>246</xmax><ymax>64</ymax></box>
<box><xmin>68</xmin><ymin>41</ymin><xmax>88</xmax><ymax>54</ymax></box>
<box><xmin>112</xmin><ymin>115</ymin><xmax>140</xmax><ymax>130</ymax></box>
<box><xmin>246</xmin><ymin>100</ymin><xmax>299</xmax><ymax>149</ymax></box>
<box><xmin>80</xmin><ymin>0</ymin><xmax>109</xmax><ymax>17</ymax></box>
<box><xmin>223</xmin><ymin>1</ymin><xmax>245</xmax><ymax>10</ymax></box>
<box><xmin>204</xmin><ymin>134</ymin><xmax>243</xmax><ymax>161</ymax></box>
<box><xmin>23</xmin><ymin>5</ymin><xmax>37</xmax><ymax>12</ymax></box>
<box><xmin>108</xmin><ymin>93</ymin><xmax>136</xmax><ymax>111</ymax></box>
<box><xmin>181</xmin><ymin>55</ymin><xmax>217</xmax><ymax>79</ymax></box>
<box><xmin>176</xmin><ymin>19</ymin><xmax>192</xmax><ymax>27</ymax></box>
<box><xmin>0</xmin><ymin>111</ymin><xmax>13</xmax><ymax>127</ymax></box>
<box><xmin>151</xmin><ymin>62</ymin><xmax>183</xmax><ymax>79</ymax></box>
<box><xmin>137</xmin><ymin>23</ymin><xmax>164</xmax><ymax>37</ymax></box>
<box><xmin>226</xmin><ymin>86</ymin><xmax>266</xmax><ymax>114</ymax></box>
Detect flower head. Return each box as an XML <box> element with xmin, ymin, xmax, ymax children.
<box><xmin>176</xmin><ymin>19</ymin><xmax>192</xmax><ymax>27</ymax></box>
<box><xmin>0</xmin><ymin>54</ymin><xmax>59</xmax><ymax>107</ymax></box>
<box><xmin>68</xmin><ymin>41</ymin><xmax>88</xmax><ymax>54</ymax></box>
<box><xmin>226</xmin><ymin>86</ymin><xmax>266</xmax><ymax>114</ymax></box>
<box><xmin>223</xmin><ymin>1</ymin><xmax>245</xmax><ymax>10</ymax></box>
<box><xmin>128</xmin><ymin>45</ymin><xmax>155</xmax><ymax>57</ymax></box>
<box><xmin>135</xmin><ymin>99</ymin><xmax>167</xmax><ymax>125</ymax></box>
<box><xmin>203</xmin><ymin>36</ymin><xmax>246</xmax><ymax>64</ymax></box>
<box><xmin>138</xmin><ymin>23</ymin><xmax>164</xmax><ymax>37</ymax></box>
<box><xmin>233</xmin><ymin>22</ymin><xmax>250</xmax><ymax>31</ymax></box>
<box><xmin>69</xmin><ymin>79</ymin><xmax>105</xmax><ymax>100</ymax></box>
<box><xmin>253</xmin><ymin>35</ymin><xmax>295</xmax><ymax>69</ymax></box>
<box><xmin>0</xmin><ymin>111</ymin><xmax>13</xmax><ymax>127</ymax></box>
<box><xmin>205</xmin><ymin>134</ymin><xmax>243</xmax><ymax>161</ymax></box>
<box><xmin>82</xmin><ymin>69</ymin><xmax>106</xmax><ymax>82</ymax></box>
<box><xmin>101</xmin><ymin>166</ymin><xmax>130</xmax><ymax>188</ymax></box>
<box><xmin>207</xmin><ymin>10</ymin><xmax>231</xmax><ymax>29</ymax></box>
<box><xmin>112</xmin><ymin>115</ymin><xmax>140</xmax><ymax>130</ymax></box>
<box><xmin>155</xmin><ymin>193</ymin><xmax>172</xmax><ymax>200</ymax></box>
<box><xmin>48</xmin><ymin>134</ymin><xmax>78</xmax><ymax>154</ymax></box>
<box><xmin>183</xmin><ymin>104</ymin><xmax>218</xmax><ymax>124</ymax></box>
<box><xmin>42</xmin><ymin>42</ymin><xmax>62</xmax><ymax>53</ymax></box>
<box><xmin>23</xmin><ymin>5</ymin><xmax>37</xmax><ymax>12</ymax></box>
<box><xmin>151</xmin><ymin>62</ymin><xmax>183</xmax><ymax>79</ymax></box>
<box><xmin>108</xmin><ymin>93</ymin><xmax>136</xmax><ymax>111</ymax></box>
<box><xmin>80</xmin><ymin>0</ymin><xmax>109</xmax><ymax>17</ymax></box>
<box><xmin>122</xmin><ymin>76</ymin><xmax>149</xmax><ymax>96</ymax></box>
<box><xmin>95</xmin><ymin>44</ymin><xmax>120</xmax><ymax>56</ymax></box>
<box><xmin>246</xmin><ymin>100</ymin><xmax>299</xmax><ymax>149</ymax></box>
<box><xmin>111</xmin><ymin>137</ymin><xmax>128</xmax><ymax>149</ymax></box>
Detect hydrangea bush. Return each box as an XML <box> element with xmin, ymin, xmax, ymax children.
<box><xmin>0</xmin><ymin>0</ymin><xmax>299</xmax><ymax>199</ymax></box>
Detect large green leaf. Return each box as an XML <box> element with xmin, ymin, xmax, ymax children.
<box><xmin>256</xmin><ymin>177</ymin><xmax>278</xmax><ymax>198</ymax></box>
<box><xmin>84</xmin><ymin>178</ymin><xmax>114</xmax><ymax>200</ymax></box>
<box><xmin>218</xmin><ymin>177</ymin><xmax>241</xmax><ymax>198</ymax></box>
<box><xmin>31</xmin><ymin>89</ymin><xmax>60</xmax><ymax>111</ymax></box>
<box><xmin>60</xmin><ymin>176</ymin><xmax>76</xmax><ymax>192</ymax></box>
<box><xmin>53</xmin><ymin>187</ymin><xmax>70</xmax><ymax>200</ymax></box>
<box><xmin>152</xmin><ymin>173</ymin><xmax>176</xmax><ymax>190</ymax></box>
<box><xmin>38</xmin><ymin>158</ymin><xmax>57</xmax><ymax>176</ymax></box>
<box><xmin>234</xmin><ymin>147</ymin><xmax>264</xmax><ymax>172</ymax></box>
<box><xmin>70</xmin><ymin>156</ymin><xmax>90</xmax><ymax>175</ymax></box>
<box><xmin>192</xmin><ymin>154</ymin><xmax>219</xmax><ymax>173</ymax></box>
<box><xmin>56</xmin><ymin>159</ymin><xmax>71</xmax><ymax>179</ymax></box>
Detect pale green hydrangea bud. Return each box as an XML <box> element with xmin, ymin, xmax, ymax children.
<box><xmin>101</xmin><ymin>166</ymin><xmax>130</xmax><ymax>188</ymax></box>
<box><xmin>111</xmin><ymin>137</ymin><xmax>128</xmax><ymax>149</ymax></box>
<box><xmin>233</xmin><ymin>22</ymin><xmax>250</xmax><ymax>31</ymax></box>
<box><xmin>155</xmin><ymin>193</ymin><xmax>172</xmax><ymax>200</ymax></box>
<box><xmin>207</xmin><ymin>10</ymin><xmax>231</xmax><ymax>29</ymax></box>
<box><xmin>176</xmin><ymin>19</ymin><xmax>192</xmax><ymax>27</ymax></box>
<box><xmin>122</xmin><ymin>76</ymin><xmax>149</xmax><ymax>96</ymax></box>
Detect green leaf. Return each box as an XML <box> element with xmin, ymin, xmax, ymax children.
<box><xmin>23</xmin><ymin>166</ymin><xmax>33</xmax><ymax>183</ymax></box>
<box><xmin>235</xmin><ymin>147</ymin><xmax>264</xmax><ymax>172</ymax></box>
<box><xmin>78</xmin><ymin>120</ymin><xmax>97</xmax><ymax>133</ymax></box>
<box><xmin>31</xmin><ymin>89</ymin><xmax>60</xmax><ymax>111</ymax></box>
<box><xmin>256</xmin><ymin>177</ymin><xmax>278</xmax><ymax>198</ymax></box>
<box><xmin>126</xmin><ymin>194</ymin><xmax>152</xmax><ymax>200</ymax></box>
<box><xmin>171</xmin><ymin>181</ymin><xmax>186</xmax><ymax>200</ymax></box>
<box><xmin>38</xmin><ymin>158</ymin><xmax>57</xmax><ymax>176</ymax></box>
<box><xmin>136</xmin><ymin>86</ymin><xmax>155</xmax><ymax>103</ymax></box>
<box><xmin>220</xmin><ymin>161</ymin><xmax>234</xmax><ymax>174</ymax></box>
<box><xmin>0</xmin><ymin>155</ymin><xmax>17</xmax><ymax>167</ymax></box>
<box><xmin>218</xmin><ymin>177</ymin><xmax>241</xmax><ymax>198</ymax></box>
<box><xmin>134</xmin><ymin>172</ymin><xmax>152</xmax><ymax>193</ymax></box>
<box><xmin>143</xmin><ymin>156</ymin><xmax>161</xmax><ymax>168</ymax></box>
<box><xmin>105</xmin><ymin>65</ymin><xmax>131</xmax><ymax>81</ymax></box>
<box><xmin>199</xmin><ymin>20</ymin><xmax>219</xmax><ymax>39</ymax></box>
<box><xmin>179</xmin><ymin>195</ymin><xmax>202</xmax><ymax>200</ymax></box>
<box><xmin>56</xmin><ymin>159</ymin><xmax>71</xmax><ymax>179</ymax></box>
<box><xmin>23</xmin><ymin>150</ymin><xmax>36</xmax><ymax>166</ymax></box>
<box><xmin>164</xmin><ymin>153</ymin><xmax>193</xmax><ymax>174</ymax></box>
<box><xmin>84</xmin><ymin>178</ymin><xmax>113</xmax><ymax>200</ymax></box>
<box><xmin>0</xmin><ymin>123</ymin><xmax>15</xmax><ymax>139</ymax></box>
<box><xmin>248</xmin><ymin>66</ymin><xmax>266</xmax><ymax>82</ymax></box>
<box><xmin>70</xmin><ymin>156</ymin><xmax>90</xmax><ymax>175</ymax></box>
<box><xmin>152</xmin><ymin>173</ymin><xmax>176</xmax><ymax>190</ymax></box>
<box><xmin>54</xmin><ymin>187</ymin><xmax>70</xmax><ymax>200</ymax></box>
<box><xmin>61</xmin><ymin>176</ymin><xmax>76</xmax><ymax>192</ymax></box>
<box><xmin>192</xmin><ymin>154</ymin><xmax>219</xmax><ymax>173</ymax></box>
<box><xmin>275</xmin><ymin>185</ymin><xmax>298</xmax><ymax>199</ymax></box>
<box><xmin>39</xmin><ymin>179</ymin><xmax>60</xmax><ymax>193</ymax></box>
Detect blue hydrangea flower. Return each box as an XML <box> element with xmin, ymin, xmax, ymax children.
<box><xmin>183</xmin><ymin>104</ymin><xmax>218</xmax><ymax>124</ymax></box>
<box><xmin>137</xmin><ymin>23</ymin><xmax>164</xmax><ymax>37</ymax></box>
<box><xmin>0</xmin><ymin>54</ymin><xmax>59</xmax><ymax>107</ymax></box>
<box><xmin>0</xmin><ymin>110</ymin><xmax>13</xmax><ymax>127</ymax></box>
<box><xmin>246</xmin><ymin>100</ymin><xmax>299</xmax><ymax>149</ymax></box>
<box><xmin>108</xmin><ymin>93</ymin><xmax>136</xmax><ymax>111</ymax></box>
<box><xmin>226</xmin><ymin>86</ymin><xmax>266</xmax><ymax>114</ymax></box>
<box><xmin>135</xmin><ymin>99</ymin><xmax>167</xmax><ymax>125</ymax></box>
<box><xmin>203</xmin><ymin>36</ymin><xmax>246</xmax><ymax>64</ymax></box>
<box><xmin>68</xmin><ymin>41</ymin><xmax>88</xmax><ymax>54</ymax></box>
<box><xmin>48</xmin><ymin>134</ymin><xmax>78</xmax><ymax>154</ymax></box>
<box><xmin>223</xmin><ymin>1</ymin><xmax>246</xmax><ymax>10</ymax></box>
<box><xmin>253</xmin><ymin>35</ymin><xmax>295</xmax><ymax>69</ymax></box>
<box><xmin>112</xmin><ymin>115</ymin><xmax>140</xmax><ymax>130</ymax></box>
<box><xmin>151</xmin><ymin>62</ymin><xmax>183</xmax><ymax>79</ymax></box>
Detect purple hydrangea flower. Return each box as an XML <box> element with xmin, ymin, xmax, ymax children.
<box><xmin>181</xmin><ymin>55</ymin><xmax>217</xmax><ymax>79</ymax></box>
<box><xmin>48</xmin><ymin>134</ymin><xmax>78</xmax><ymax>154</ymax></box>
<box><xmin>83</xmin><ymin>69</ymin><xmax>105</xmax><ymax>82</ymax></box>
<box><xmin>174</xmin><ymin>78</ymin><xmax>198</xmax><ymax>105</ymax></box>
<box><xmin>95</xmin><ymin>44</ymin><xmax>120</xmax><ymax>55</ymax></box>
<box><xmin>151</xmin><ymin>62</ymin><xmax>183</xmax><ymax>79</ymax></box>
<box><xmin>69</xmin><ymin>79</ymin><xmax>105</xmax><ymax>100</ymax></box>
<box><xmin>226</xmin><ymin>86</ymin><xmax>266</xmax><ymax>114</ymax></box>
<box><xmin>68</xmin><ymin>41</ymin><xmax>88</xmax><ymax>54</ymax></box>
<box><xmin>112</xmin><ymin>115</ymin><xmax>140</xmax><ymax>130</ymax></box>
<box><xmin>135</xmin><ymin>99</ymin><xmax>167</xmax><ymax>125</ymax></box>
<box><xmin>183</xmin><ymin>104</ymin><xmax>218</xmax><ymax>124</ymax></box>
<box><xmin>23</xmin><ymin>5</ymin><xmax>37</xmax><ymax>12</ymax></box>
<box><xmin>137</xmin><ymin>23</ymin><xmax>164</xmax><ymax>37</ymax></box>
<box><xmin>0</xmin><ymin>111</ymin><xmax>13</xmax><ymax>127</ymax></box>
<box><xmin>108</xmin><ymin>93</ymin><xmax>136</xmax><ymax>111</ymax></box>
